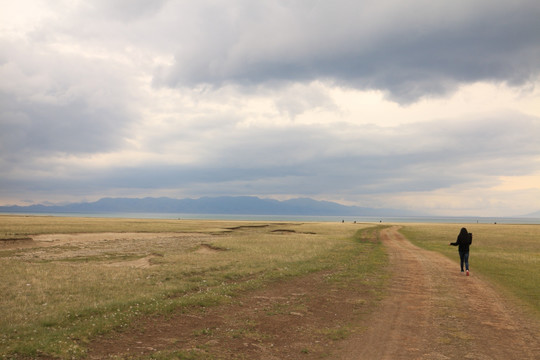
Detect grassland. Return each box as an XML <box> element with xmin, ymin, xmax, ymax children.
<box><xmin>0</xmin><ymin>215</ymin><xmax>388</xmax><ymax>359</ymax></box>
<box><xmin>399</xmin><ymin>223</ymin><xmax>540</xmax><ymax>318</ymax></box>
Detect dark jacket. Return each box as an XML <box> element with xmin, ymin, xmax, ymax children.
<box><xmin>451</xmin><ymin>231</ymin><xmax>472</xmax><ymax>252</ymax></box>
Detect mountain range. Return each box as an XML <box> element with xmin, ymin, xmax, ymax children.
<box><xmin>0</xmin><ymin>196</ymin><xmax>415</xmax><ymax>217</ymax></box>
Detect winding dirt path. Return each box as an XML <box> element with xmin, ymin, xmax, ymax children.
<box><xmin>337</xmin><ymin>227</ymin><xmax>540</xmax><ymax>359</ymax></box>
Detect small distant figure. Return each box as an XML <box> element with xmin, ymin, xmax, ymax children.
<box><xmin>450</xmin><ymin>227</ymin><xmax>473</xmax><ymax>276</ymax></box>
<box><xmin>342</xmin><ymin>220</ymin><xmax>344</xmax><ymax>223</ymax></box>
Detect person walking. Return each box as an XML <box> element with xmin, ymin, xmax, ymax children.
<box><xmin>450</xmin><ymin>227</ymin><xmax>473</xmax><ymax>275</ymax></box>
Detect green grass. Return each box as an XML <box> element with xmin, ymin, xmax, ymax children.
<box><xmin>0</xmin><ymin>216</ymin><xmax>387</xmax><ymax>359</ymax></box>
<box><xmin>400</xmin><ymin>223</ymin><xmax>540</xmax><ymax>318</ymax></box>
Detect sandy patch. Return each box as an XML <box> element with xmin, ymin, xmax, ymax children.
<box><xmin>31</xmin><ymin>232</ymin><xmax>199</xmax><ymax>245</ymax></box>
<box><xmin>2</xmin><ymin>232</ymin><xmax>214</xmax><ymax>262</ymax></box>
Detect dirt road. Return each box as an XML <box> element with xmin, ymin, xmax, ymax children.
<box><xmin>337</xmin><ymin>227</ymin><xmax>540</xmax><ymax>359</ymax></box>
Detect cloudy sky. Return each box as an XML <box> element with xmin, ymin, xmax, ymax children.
<box><xmin>1</xmin><ymin>0</ymin><xmax>539</xmax><ymax>216</ymax></box>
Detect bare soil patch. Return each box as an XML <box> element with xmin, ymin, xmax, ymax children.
<box><xmin>0</xmin><ymin>237</ymin><xmax>34</xmax><ymax>249</ymax></box>
<box><xmin>7</xmin><ymin>232</ymin><xmax>211</xmax><ymax>262</ymax></box>
<box><xmin>31</xmin><ymin>232</ymin><xmax>203</xmax><ymax>246</ymax></box>
<box><xmin>195</xmin><ymin>243</ymin><xmax>228</xmax><ymax>254</ymax></box>
<box><xmin>87</xmin><ymin>268</ymin><xmax>379</xmax><ymax>359</ymax></box>
<box><xmin>106</xmin><ymin>254</ymin><xmax>164</xmax><ymax>269</ymax></box>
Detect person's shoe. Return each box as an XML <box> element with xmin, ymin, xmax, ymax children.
<box><xmin>466</xmin><ymin>270</ymin><xmax>469</xmax><ymax>276</ymax></box>
<box><xmin>461</xmin><ymin>270</ymin><xmax>464</xmax><ymax>273</ymax></box>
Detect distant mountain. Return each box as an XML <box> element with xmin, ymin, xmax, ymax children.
<box><xmin>524</xmin><ymin>209</ymin><xmax>540</xmax><ymax>217</ymax></box>
<box><xmin>0</xmin><ymin>196</ymin><xmax>415</xmax><ymax>217</ymax></box>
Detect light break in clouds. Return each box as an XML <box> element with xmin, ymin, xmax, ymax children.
<box><xmin>1</xmin><ymin>0</ymin><xmax>540</xmax><ymax>217</ymax></box>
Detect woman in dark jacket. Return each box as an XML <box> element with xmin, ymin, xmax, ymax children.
<box><xmin>450</xmin><ymin>227</ymin><xmax>472</xmax><ymax>275</ymax></box>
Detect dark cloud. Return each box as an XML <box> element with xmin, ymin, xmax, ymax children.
<box><xmin>0</xmin><ymin>92</ymin><xmax>130</xmax><ymax>158</ymax></box>
<box><xmin>155</xmin><ymin>1</ymin><xmax>540</xmax><ymax>102</ymax></box>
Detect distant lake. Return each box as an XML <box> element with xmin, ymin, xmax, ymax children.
<box><xmin>2</xmin><ymin>212</ymin><xmax>540</xmax><ymax>224</ymax></box>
